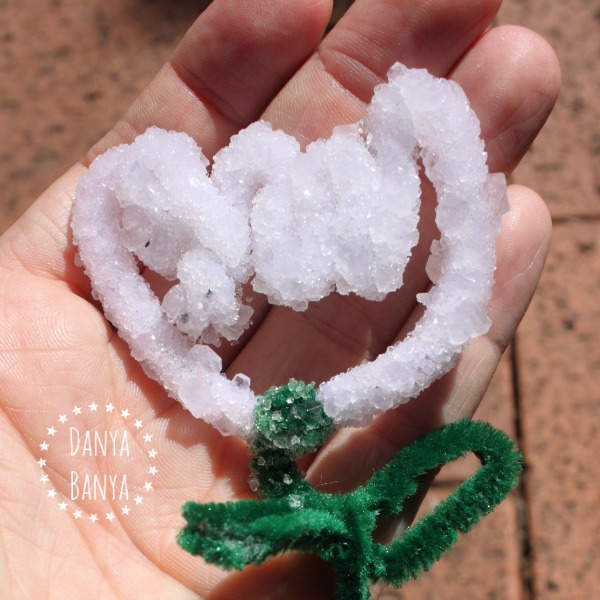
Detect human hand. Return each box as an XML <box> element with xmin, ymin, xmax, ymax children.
<box><xmin>0</xmin><ymin>0</ymin><xmax>559</xmax><ymax>598</ymax></box>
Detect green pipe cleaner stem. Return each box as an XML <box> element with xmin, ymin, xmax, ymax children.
<box><xmin>179</xmin><ymin>380</ymin><xmax>522</xmax><ymax>600</ymax></box>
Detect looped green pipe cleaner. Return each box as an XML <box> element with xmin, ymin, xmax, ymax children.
<box><xmin>179</xmin><ymin>380</ymin><xmax>522</xmax><ymax>600</ymax></box>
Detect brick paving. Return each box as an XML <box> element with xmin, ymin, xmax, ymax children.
<box><xmin>1</xmin><ymin>1</ymin><xmax>599</xmax><ymax>598</ymax></box>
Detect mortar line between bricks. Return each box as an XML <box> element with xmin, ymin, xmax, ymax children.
<box><xmin>511</xmin><ymin>337</ymin><xmax>535</xmax><ymax>600</ymax></box>
<box><xmin>551</xmin><ymin>214</ymin><xmax>600</xmax><ymax>224</ymax></box>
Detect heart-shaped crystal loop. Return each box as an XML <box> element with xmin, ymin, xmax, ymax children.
<box><xmin>72</xmin><ymin>64</ymin><xmax>508</xmax><ymax>439</ymax></box>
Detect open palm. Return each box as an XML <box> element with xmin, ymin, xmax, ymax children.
<box><xmin>0</xmin><ymin>1</ymin><xmax>559</xmax><ymax>598</ymax></box>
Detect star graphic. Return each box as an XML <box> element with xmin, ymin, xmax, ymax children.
<box><xmin>121</xmin><ymin>506</ymin><xmax>131</xmax><ymax>515</ymax></box>
<box><xmin>148</xmin><ymin>466</ymin><xmax>158</xmax><ymax>475</ymax></box>
<box><xmin>89</xmin><ymin>402</ymin><xmax>98</xmax><ymax>412</ymax></box>
<box><xmin>143</xmin><ymin>433</ymin><xmax>153</xmax><ymax>443</ymax></box>
<box><xmin>47</xmin><ymin>489</ymin><xmax>57</xmax><ymax>498</ymax></box>
<box><xmin>58</xmin><ymin>501</ymin><xmax>68</xmax><ymax>511</ymax></box>
<box><xmin>134</xmin><ymin>495</ymin><xmax>144</xmax><ymax>505</ymax></box>
<box><xmin>105</xmin><ymin>403</ymin><xmax>115</xmax><ymax>413</ymax></box>
<box><xmin>106</xmin><ymin>512</ymin><xmax>116</xmax><ymax>522</ymax></box>
<box><xmin>89</xmin><ymin>514</ymin><xmax>99</xmax><ymax>523</ymax></box>
<box><xmin>47</xmin><ymin>426</ymin><xmax>57</xmax><ymax>436</ymax></box>
<box><xmin>121</xmin><ymin>408</ymin><xmax>130</xmax><ymax>418</ymax></box>
<box><xmin>39</xmin><ymin>441</ymin><xmax>49</xmax><ymax>451</ymax></box>
<box><xmin>134</xmin><ymin>419</ymin><xmax>143</xmax><ymax>429</ymax></box>
<box><xmin>40</xmin><ymin>474</ymin><xmax>49</xmax><ymax>484</ymax></box>
<box><xmin>73</xmin><ymin>510</ymin><xmax>83</xmax><ymax>519</ymax></box>
<box><xmin>143</xmin><ymin>481</ymin><xmax>153</xmax><ymax>492</ymax></box>
<box><xmin>58</xmin><ymin>414</ymin><xmax>68</xmax><ymax>424</ymax></box>
<box><xmin>72</xmin><ymin>406</ymin><xmax>82</xmax><ymax>415</ymax></box>
<box><xmin>148</xmin><ymin>449</ymin><xmax>158</xmax><ymax>459</ymax></box>
<box><xmin>37</xmin><ymin>458</ymin><xmax>47</xmax><ymax>467</ymax></box>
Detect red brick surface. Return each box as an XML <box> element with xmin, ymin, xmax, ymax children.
<box><xmin>1</xmin><ymin>1</ymin><xmax>599</xmax><ymax>599</ymax></box>
<box><xmin>0</xmin><ymin>0</ymin><xmax>200</xmax><ymax>233</ymax></box>
<box><xmin>517</xmin><ymin>222</ymin><xmax>600</xmax><ymax>599</ymax></box>
<box><xmin>497</xmin><ymin>1</ymin><xmax>600</xmax><ymax>218</ymax></box>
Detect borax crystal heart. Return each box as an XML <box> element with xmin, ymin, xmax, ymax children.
<box><xmin>72</xmin><ymin>64</ymin><xmax>508</xmax><ymax>439</ymax></box>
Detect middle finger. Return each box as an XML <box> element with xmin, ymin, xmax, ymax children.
<box><xmin>226</xmin><ymin>0</ymin><xmax>502</xmax><ymax>388</ymax></box>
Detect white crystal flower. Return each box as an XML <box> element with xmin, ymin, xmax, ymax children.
<box><xmin>72</xmin><ymin>64</ymin><xmax>507</xmax><ymax>439</ymax></box>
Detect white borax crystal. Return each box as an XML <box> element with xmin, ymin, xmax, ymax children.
<box><xmin>72</xmin><ymin>63</ymin><xmax>508</xmax><ymax>438</ymax></box>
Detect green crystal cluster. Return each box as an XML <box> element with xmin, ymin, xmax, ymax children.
<box><xmin>253</xmin><ymin>380</ymin><xmax>334</xmax><ymax>456</ymax></box>
<box><xmin>250</xmin><ymin>379</ymin><xmax>334</xmax><ymax>497</ymax></box>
